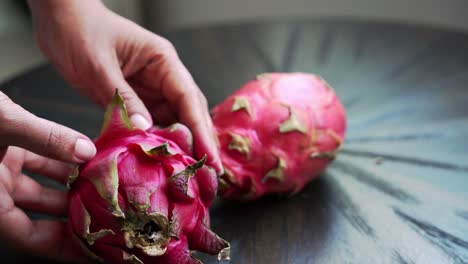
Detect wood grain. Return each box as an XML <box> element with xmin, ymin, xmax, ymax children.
<box><xmin>1</xmin><ymin>19</ymin><xmax>467</xmax><ymax>264</ymax></box>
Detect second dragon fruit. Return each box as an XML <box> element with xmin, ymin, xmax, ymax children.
<box><xmin>212</xmin><ymin>73</ymin><xmax>346</xmax><ymax>200</ymax></box>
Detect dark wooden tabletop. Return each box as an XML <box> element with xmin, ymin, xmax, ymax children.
<box><xmin>1</xmin><ymin>19</ymin><xmax>468</xmax><ymax>264</ymax></box>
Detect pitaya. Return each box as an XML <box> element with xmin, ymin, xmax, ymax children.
<box><xmin>211</xmin><ymin>73</ymin><xmax>346</xmax><ymax>200</ymax></box>
<box><xmin>67</xmin><ymin>92</ymin><xmax>230</xmax><ymax>264</ymax></box>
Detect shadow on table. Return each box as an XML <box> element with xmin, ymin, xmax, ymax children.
<box><xmin>199</xmin><ymin>176</ymin><xmax>335</xmax><ymax>263</ymax></box>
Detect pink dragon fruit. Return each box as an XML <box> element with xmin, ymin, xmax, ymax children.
<box><xmin>212</xmin><ymin>72</ymin><xmax>346</xmax><ymax>200</ymax></box>
<box><xmin>67</xmin><ymin>92</ymin><xmax>230</xmax><ymax>264</ymax></box>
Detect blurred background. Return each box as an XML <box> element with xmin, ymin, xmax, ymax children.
<box><xmin>0</xmin><ymin>0</ymin><xmax>467</xmax><ymax>83</ymax></box>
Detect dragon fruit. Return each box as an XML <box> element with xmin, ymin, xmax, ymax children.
<box><xmin>212</xmin><ymin>72</ymin><xmax>346</xmax><ymax>200</ymax></box>
<box><xmin>67</xmin><ymin>92</ymin><xmax>230</xmax><ymax>264</ymax></box>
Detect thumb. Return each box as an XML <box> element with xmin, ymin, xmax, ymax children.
<box><xmin>0</xmin><ymin>92</ymin><xmax>96</xmax><ymax>163</ymax></box>
<box><xmin>99</xmin><ymin>59</ymin><xmax>153</xmax><ymax>130</ymax></box>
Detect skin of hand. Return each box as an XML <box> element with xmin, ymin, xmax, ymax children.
<box><xmin>0</xmin><ymin>92</ymin><xmax>96</xmax><ymax>263</ymax></box>
<box><xmin>27</xmin><ymin>0</ymin><xmax>222</xmax><ymax>174</ymax></box>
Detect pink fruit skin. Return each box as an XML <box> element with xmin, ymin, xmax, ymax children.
<box><xmin>67</xmin><ymin>94</ymin><xmax>229</xmax><ymax>264</ymax></box>
<box><xmin>212</xmin><ymin>72</ymin><xmax>347</xmax><ymax>200</ymax></box>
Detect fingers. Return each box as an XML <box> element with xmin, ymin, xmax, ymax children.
<box><xmin>12</xmin><ymin>174</ymin><xmax>68</xmax><ymax>216</ymax></box>
<box><xmin>201</xmin><ymin>95</ymin><xmax>223</xmax><ymax>174</ymax></box>
<box><xmin>23</xmin><ymin>151</ymin><xmax>73</xmax><ymax>184</ymax></box>
<box><xmin>0</xmin><ymin>184</ymin><xmax>85</xmax><ymax>263</ymax></box>
<box><xmin>117</xmin><ymin>84</ymin><xmax>152</xmax><ymax>130</ymax></box>
<box><xmin>139</xmin><ymin>38</ymin><xmax>223</xmax><ymax>173</ymax></box>
<box><xmin>98</xmin><ymin>54</ymin><xmax>153</xmax><ymax>130</ymax></box>
<box><xmin>0</xmin><ymin>92</ymin><xmax>96</xmax><ymax>164</ymax></box>
<box><xmin>194</xmin><ymin>92</ymin><xmax>223</xmax><ymax>174</ymax></box>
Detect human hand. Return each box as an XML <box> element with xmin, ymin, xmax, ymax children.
<box><xmin>27</xmin><ymin>0</ymin><xmax>222</xmax><ymax>174</ymax></box>
<box><xmin>0</xmin><ymin>92</ymin><xmax>96</xmax><ymax>263</ymax></box>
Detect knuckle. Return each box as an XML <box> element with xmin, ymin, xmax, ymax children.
<box><xmin>158</xmin><ymin>37</ymin><xmax>177</xmax><ymax>54</ymax></box>
<box><xmin>118</xmin><ymin>88</ymin><xmax>137</xmax><ymax>104</ymax></box>
<box><xmin>44</xmin><ymin>125</ymin><xmax>64</xmax><ymax>152</ymax></box>
<box><xmin>154</xmin><ymin>37</ymin><xmax>178</xmax><ymax>61</ymax></box>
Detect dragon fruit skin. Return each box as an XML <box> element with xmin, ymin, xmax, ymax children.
<box><xmin>212</xmin><ymin>73</ymin><xmax>347</xmax><ymax>200</ymax></box>
<box><xmin>67</xmin><ymin>92</ymin><xmax>229</xmax><ymax>264</ymax></box>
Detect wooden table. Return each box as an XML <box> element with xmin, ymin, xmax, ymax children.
<box><xmin>2</xmin><ymin>19</ymin><xmax>468</xmax><ymax>264</ymax></box>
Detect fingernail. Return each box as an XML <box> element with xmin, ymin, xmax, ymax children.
<box><xmin>131</xmin><ymin>114</ymin><xmax>151</xmax><ymax>130</ymax></box>
<box><xmin>74</xmin><ymin>138</ymin><xmax>96</xmax><ymax>162</ymax></box>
